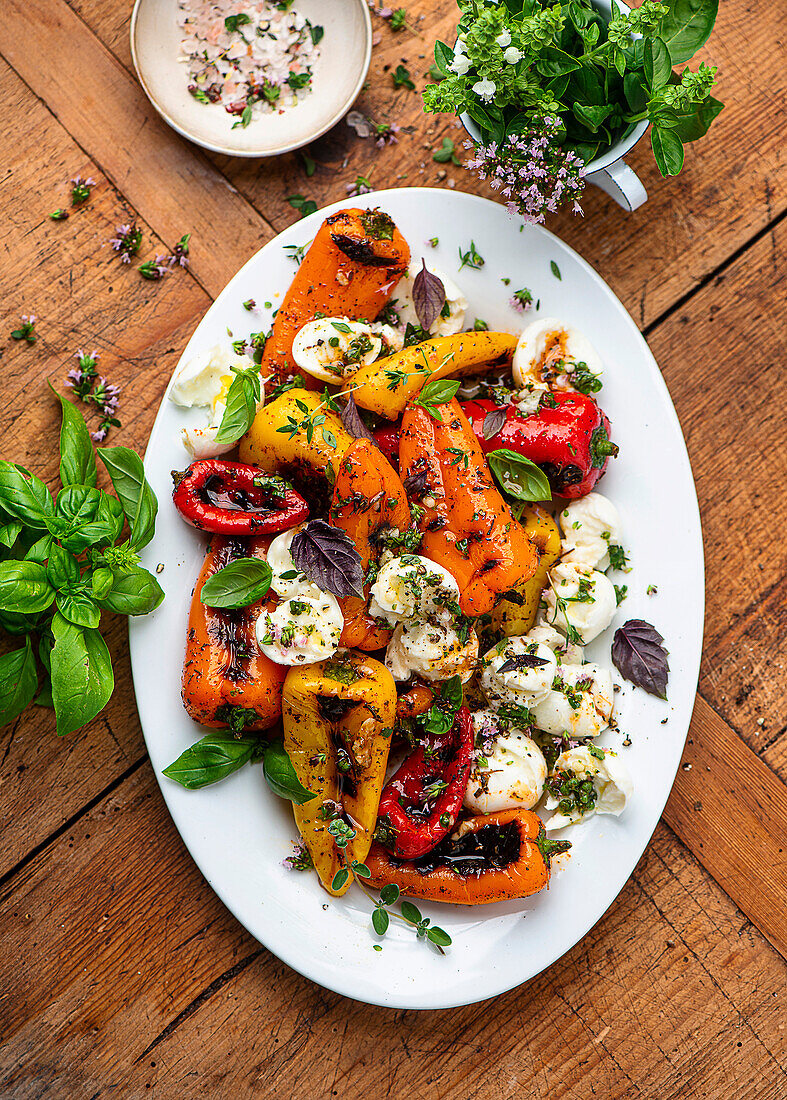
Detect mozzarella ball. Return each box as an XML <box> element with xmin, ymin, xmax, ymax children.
<box><xmin>369</xmin><ymin>555</ymin><xmax>460</xmax><ymax>625</ymax></box>
<box><xmin>526</xmin><ymin>620</ymin><xmax>585</xmax><ymax>666</ymax></box>
<box><xmin>265</xmin><ymin>527</ymin><xmax>322</xmax><ymax>600</ymax></box>
<box><xmin>558</xmin><ymin>493</ymin><xmax>621</xmax><ymax>571</ymax></box>
<box><xmin>531</xmin><ymin>662</ymin><xmax>614</xmax><ymax>740</ymax></box>
<box><xmin>480</xmin><ymin>637</ymin><xmax>557</xmax><ymax>712</ymax></box>
<box><xmin>385</xmin><ymin>610</ymin><xmax>478</xmax><ymax>682</ymax></box>
<box><xmin>545</xmin><ymin>745</ymin><xmax>633</xmax><ymax>830</ymax></box>
<box><xmin>291</xmin><ymin>318</ymin><xmax>382</xmax><ymax>384</ymax></box>
<box><xmin>512</xmin><ymin>318</ymin><xmax>603</xmax><ymax>391</ymax></box>
<box><xmin>257</xmin><ymin>592</ymin><xmax>343</xmax><ymax>666</ymax></box>
<box><xmin>543</xmin><ymin>562</ymin><xmax>617</xmax><ymax>645</ymax></box>
<box><xmin>464</xmin><ymin>724</ymin><xmax>547</xmax><ymax>814</ymax></box>
<box><xmin>170</xmin><ymin>345</ymin><xmax>262</xmax><ymax>458</ymax></box>
<box><xmin>390</xmin><ymin>260</ymin><xmax>468</xmax><ymax>337</ymax></box>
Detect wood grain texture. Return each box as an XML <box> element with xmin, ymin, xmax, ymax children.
<box><xmin>0</xmin><ymin>763</ymin><xmax>784</xmax><ymax>1099</ymax></box>
<box><xmin>0</xmin><ymin>0</ymin><xmax>275</xmax><ymax>299</ymax></box>
<box><xmin>1</xmin><ymin>0</ymin><xmax>787</xmax><ymax>1094</ymax></box>
<box><xmin>66</xmin><ymin>0</ymin><xmax>787</xmax><ymax>327</ymax></box>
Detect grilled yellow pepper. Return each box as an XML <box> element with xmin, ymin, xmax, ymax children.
<box><xmin>490</xmin><ymin>505</ymin><xmax>561</xmax><ymax>636</ymax></box>
<box><xmin>239</xmin><ymin>390</ymin><xmax>354</xmax><ymax>486</ymax></box>
<box><xmin>282</xmin><ymin>652</ymin><xmax>397</xmax><ymax>895</ymax></box>
<box><xmin>351</xmin><ymin>332</ymin><xmax>518</xmax><ymax>419</ymax></box>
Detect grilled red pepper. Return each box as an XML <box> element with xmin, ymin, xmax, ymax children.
<box><xmin>375</xmin><ymin>706</ymin><xmax>474</xmax><ymax>859</ymax></box>
<box><xmin>461</xmin><ymin>392</ymin><xmax>618</xmax><ymax>499</ymax></box>
<box><xmin>172</xmin><ymin>459</ymin><xmax>309</xmax><ymax>536</ymax></box>
<box><xmin>373</xmin><ymin>423</ymin><xmax>401</xmax><ymax>467</ymax></box>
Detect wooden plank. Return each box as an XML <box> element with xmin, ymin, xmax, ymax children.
<box><xmin>0</xmin><ymin>55</ymin><xmax>210</xmax><ymax>876</ymax></box>
<box><xmin>0</xmin><ymin>0</ymin><xmax>276</xmax><ymax>299</ymax></box>
<box><xmin>663</xmin><ymin>696</ymin><xmax>787</xmax><ymax>961</ymax></box>
<box><xmin>0</xmin><ymin>762</ymin><xmax>784</xmax><ymax>1098</ymax></box>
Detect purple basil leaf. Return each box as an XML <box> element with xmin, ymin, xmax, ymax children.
<box><xmin>340</xmin><ymin>395</ymin><xmax>378</xmax><ymax>445</ymax></box>
<box><xmin>289</xmin><ymin>519</ymin><xmax>364</xmax><ymax>599</ymax></box>
<box><xmin>482</xmin><ymin>406</ymin><xmax>507</xmax><ymax>440</ymax></box>
<box><xmin>611</xmin><ymin>619</ymin><xmax>670</xmax><ymax>699</ymax></box>
<box><xmin>497</xmin><ymin>653</ymin><xmax>550</xmax><ymax>674</ymax></box>
<box><xmin>347</xmin><ymin>111</ymin><xmax>374</xmax><ymax>138</ymax></box>
<box><xmin>402</xmin><ymin>467</ymin><xmax>429</xmax><ymax>498</ymax></box>
<box><xmin>412</xmin><ymin>259</ymin><xmax>446</xmax><ymax>332</ymax></box>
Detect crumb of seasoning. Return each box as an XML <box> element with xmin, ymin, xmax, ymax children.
<box><xmin>177</xmin><ymin>2</ymin><xmax>323</xmax><ymax>128</ymax></box>
<box><xmin>243</xmin><ymin>299</ymin><xmax>256</xmax><ymax>311</ymax></box>
<box><xmin>49</xmin><ymin>208</ymin><xmax>69</xmax><ymax>221</ymax></box>
<box><xmin>156</xmin><ymin>563</ymin><xmax>165</xmax><ymax>574</ymax></box>
<box><xmin>11</xmin><ymin>315</ymin><xmax>37</xmax><ymax>345</ymax></box>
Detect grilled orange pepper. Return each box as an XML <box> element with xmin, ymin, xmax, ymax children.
<box><xmin>365</xmin><ymin>809</ymin><xmax>569</xmax><ymax>904</ymax></box>
<box><xmin>329</xmin><ymin>439</ymin><xmax>412</xmax><ymax>651</ymax></box>
<box><xmin>490</xmin><ymin>504</ymin><xmax>561</xmax><ymax>636</ymax></box>
<box><xmin>182</xmin><ymin>537</ymin><xmax>286</xmax><ymax>730</ymax></box>
<box><xmin>399</xmin><ymin>398</ymin><xmax>538</xmax><ymax>617</ymax></box>
<box><xmin>282</xmin><ymin>652</ymin><xmax>397</xmax><ymax>895</ymax></box>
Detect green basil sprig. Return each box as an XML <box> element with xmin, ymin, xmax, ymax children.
<box><xmin>413</xmin><ymin>377</ymin><xmax>461</xmax><ymax>422</ymax></box>
<box><xmin>0</xmin><ymin>392</ymin><xmax>164</xmax><ymax>734</ymax></box>
<box><xmin>200</xmin><ymin>559</ymin><xmax>273</xmax><ymax>609</ymax></box>
<box><xmin>214</xmin><ymin>362</ymin><xmax>262</xmax><ymax>445</ymax></box>
<box><xmin>162</xmin><ymin>733</ymin><xmax>264</xmax><ymax>790</ymax></box>
<box><xmin>487</xmin><ymin>449</ymin><xmax>552</xmax><ymax>502</ymax></box>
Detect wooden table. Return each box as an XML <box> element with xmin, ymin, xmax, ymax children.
<box><xmin>1</xmin><ymin>1</ymin><xmax>785</xmax><ymax>1096</ymax></box>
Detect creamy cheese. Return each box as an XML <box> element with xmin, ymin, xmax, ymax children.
<box><xmin>531</xmin><ymin>662</ymin><xmax>614</xmax><ymax>740</ymax></box>
<box><xmin>169</xmin><ymin>344</ymin><xmax>262</xmax><ymax>458</ymax></box>
<box><xmin>389</xmin><ymin>260</ymin><xmax>468</xmax><ymax>336</ymax></box>
<box><xmin>291</xmin><ymin>318</ymin><xmax>385</xmax><ymax>384</ymax></box>
<box><xmin>545</xmin><ymin>745</ymin><xmax>633</xmax><ymax>830</ymax></box>
<box><xmin>385</xmin><ymin>610</ymin><xmax>478</xmax><ymax>682</ymax></box>
<box><xmin>369</xmin><ymin>555</ymin><xmax>460</xmax><ymax>625</ymax></box>
<box><xmin>265</xmin><ymin>527</ymin><xmax>322</xmax><ymax>600</ymax></box>
<box><xmin>257</xmin><ymin>592</ymin><xmax>343</xmax><ymax>666</ymax></box>
<box><xmin>543</xmin><ymin>562</ymin><xmax>617</xmax><ymax>645</ymax></box>
<box><xmin>480</xmin><ymin>637</ymin><xmax>557</xmax><ymax>712</ymax></box>
<box><xmin>464</xmin><ymin>712</ymin><xmax>547</xmax><ymax>814</ymax></box>
<box><xmin>512</xmin><ymin>317</ymin><xmax>603</xmax><ymax>392</ymax></box>
<box><xmin>558</xmin><ymin>493</ymin><xmax>621</xmax><ymax>571</ymax></box>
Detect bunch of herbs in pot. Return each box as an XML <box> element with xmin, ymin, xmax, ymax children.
<box><xmin>0</xmin><ymin>388</ymin><xmax>164</xmax><ymax>735</ymax></box>
<box><xmin>423</xmin><ymin>0</ymin><xmax>723</xmax><ymax>221</ymax></box>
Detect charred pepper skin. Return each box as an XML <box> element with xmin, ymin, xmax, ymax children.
<box><xmin>376</xmin><ymin>706</ymin><xmax>474</xmax><ymax>860</ymax></box>
<box><xmin>365</xmin><ymin>809</ymin><xmax>570</xmax><ymax>905</ymax></box>
<box><xmin>172</xmin><ymin>459</ymin><xmax>309</xmax><ymax>536</ymax></box>
<box><xmin>461</xmin><ymin>392</ymin><xmax>619</xmax><ymax>499</ymax></box>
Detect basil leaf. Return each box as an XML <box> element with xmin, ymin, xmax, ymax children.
<box><xmin>46</xmin><ymin>543</ymin><xmax>81</xmax><ymax>590</ymax></box>
<box><xmin>433</xmin><ymin>39</ymin><xmax>454</xmax><ymax>77</ymax></box>
<box><xmin>0</xmin><ymin>520</ymin><xmax>24</xmax><ymax>553</ymax></box>
<box><xmin>0</xmin><ymin>609</ymin><xmax>43</xmax><ymax>635</ymax></box>
<box><xmin>56</xmin><ymin>589</ymin><xmax>101</xmax><ymax>629</ymax></box>
<box><xmin>340</xmin><ymin>394</ymin><xmax>379</xmax><ymax>444</ymax></box>
<box><xmin>163</xmin><ymin>733</ymin><xmax>260</xmax><ymax>789</ymax></box>
<box><xmin>651</xmin><ymin>125</ymin><xmax>684</xmax><ymax>177</ymax></box>
<box><xmin>91</xmin><ymin>568</ymin><xmax>114</xmax><ymax>600</ymax></box>
<box><xmin>98</xmin><ymin>566</ymin><xmax>164</xmax><ymax>616</ymax></box>
<box><xmin>200</xmin><ymin>559</ymin><xmax>272</xmax><ymax>609</ymax></box>
<box><xmin>414</xmin><ymin>377</ymin><xmax>461</xmax><ymax>421</ymax></box>
<box><xmin>213</xmin><ymin>369</ymin><xmax>260</xmax><ymax>445</ymax></box>
<box><xmin>665</xmin><ymin>95</ymin><xmax>723</xmax><ymax>142</ymax></box>
<box><xmin>572</xmin><ymin>102</ymin><xmax>614</xmax><ymax>133</ymax></box>
<box><xmin>482</xmin><ymin>406</ymin><xmax>507</xmax><ymax>440</ymax></box>
<box><xmin>623</xmin><ymin>71</ymin><xmax>648</xmax><ymax>113</ymax></box>
<box><xmin>263</xmin><ymin>741</ymin><xmax>316</xmax><ymax>804</ymax></box>
<box><xmin>412</xmin><ymin>260</ymin><xmax>446</xmax><ymax>332</ymax></box>
<box><xmin>534</xmin><ymin>45</ymin><xmax>580</xmax><ymax>79</ymax></box>
<box><xmin>24</xmin><ymin>534</ymin><xmax>54</xmax><ymax>564</ymax></box>
<box><xmin>658</xmin><ymin>0</ymin><xmax>718</xmax><ymax>65</ymax></box>
<box><xmin>611</xmin><ymin>619</ymin><xmax>670</xmax><ymax>699</ymax></box>
<box><xmin>0</xmin><ymin>637</ymin><xmax>38</xmax><ymax>727</ymax></box>
<box><xmin>290</xmin><ymin>519</ymin><xmax>364</xmax><ymax>599</ymax></box>
<box><xmin>0</xmin><ymin>463</ymin><xmax>55</xmax><ymax>529</ymax></box>
<box><xmin>49</xmin><ymin>382</ymin><xmax>97</xmax><ymax>489</ymax></box>
<box><xmin>98</xmin><ymin>447</ymin><xmax>158</xmax><ymax>550</ymax></box>
<box><xmin>53</xmin><ymin>486</ymin><xmax>101</xmax><ymax>535</ymax></box>
<box><xmin>61</xmin><ymin>492</ymin><xmax>125</xmax><ymax>553</ymax></box>
<box><xmin>487</xmin><ymin>449</ymin><xmax>552</xmax><ymax>502</ymax></box>
<box><xmin>50</xmin><ymin>612</ymin><xmax>114</xmax><ymax>736</ymax></box>
<box><xmin>498</xmin><ymin>654</ymin><xmax>550</xmax><ymax>673</ymax></box>
<box><xmin>644</xmin><ymin>36</ymin><xmax>672</xmax><ymax>90</ymax></box>
<box><xmin>0</xmin><ymin>560</ymin><xmax>56</xmax><ymax>613</ymax></box>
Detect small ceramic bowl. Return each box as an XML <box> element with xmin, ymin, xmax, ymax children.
<box><xmin>130</xmin><ymin>0</ymin><xmax>372</xmax><ymax>157</ymax></box>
